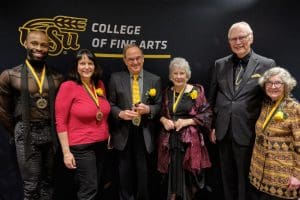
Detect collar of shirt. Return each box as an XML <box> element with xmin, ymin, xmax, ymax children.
<box><xmin>130</xmin><ymin>70</ymin><xmax>143</xmax><ymax>80</ymax></box>
<box><xmin>231</xmin><ymin>50</ymin><xmax>252</xmax><ymax>65</ymax></box>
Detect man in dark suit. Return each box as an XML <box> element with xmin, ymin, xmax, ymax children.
<box><xmin>108</xmin><ymin>44</ymin><xmax>162</xmax><ymax>200</ymax></box>
<box><xmin>208</xmin><ymin>22</ymin><xmax>276</xmax><ymax>200</ymax></box>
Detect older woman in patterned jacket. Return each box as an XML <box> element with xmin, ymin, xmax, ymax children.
<box><xmin>249</xmin><ymin>67</ymin><xmax>300</xmax><ymax>200</ymax></box>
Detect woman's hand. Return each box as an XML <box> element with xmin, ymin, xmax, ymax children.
<box><xmin>287</xmin><ymin>176</ymin><xmax>300</xmax><ymax>190</ymax></box>
<box><xmin>57</xmin><ymin>132</ymin><xmax>76</xmax><ymax>169</ymax></box>
<box><xmin>160</xmin><ymin>117</ymin><xmax>175</xmax><ymax>131</ymax></box>
<box><xmin>174</xmin><ymin>118</ymin><xmax>195</xmax><ymax>131</ymax></box>
<box><xmin>63</xmin><ymin>152</ymin><xmax>76</xmax><ymax>169</ymax></box>
<box><xmin>107</xmin><ymin>135</ymin><xmax>113</xmax><ymax>150</ymax></box>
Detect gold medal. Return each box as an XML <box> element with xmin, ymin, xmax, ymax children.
<box><xmin>25</xmin><ymin>59</ymin><xmax>48</xmax><ymax>109</ymax></box>
<box><xmin>132</xmin><ymin>115</ymin><xmax>141</xmax><ymax>126</ymax></box>
<box><xmin>26</xmin><ymin>59</ymin><xmax>48</xmax><ymax>109</ymax></box>
<box><xmin>96</xmin><ymin>111</ymin><xmax>103</xmax><ymax>121</ymax></box>
<box><xmin>36</xmin><ymin>97</ymin><xmax>48</xmax><ymax>109</ymax></box>
<box><xmin>82</xmin><ymin>81</ymin><xmax>105</xmax><ymax>122</ymax></box>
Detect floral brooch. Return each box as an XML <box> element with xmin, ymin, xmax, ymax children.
<box><xmin>146</xmin><ymin>88</ymin><xmax>156</xmax><ymax>98</ymax></box>
<box><xmin>273</xmin><ymin>110</ymin><xmax>287</xmax><ymax>121</ymax></box>
<box><xmin>95</xmin><ymin>88</ymin><xmax>104</xmax><ymax>96</ymax></box>
<box><xmin>189</xmin><ymin>89</ymin><xmax>198</xmax><ymax>100</ymax></box>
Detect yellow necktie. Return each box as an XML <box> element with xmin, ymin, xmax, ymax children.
<box><xmin>132</xmin><ymin>75</ymin><xmax>141</xmax><ymax>104</ymax></box>
<box><xmin>132</xmin><ymin>75</ymin><xmax>141</xmax><ymax>126</ymax></box>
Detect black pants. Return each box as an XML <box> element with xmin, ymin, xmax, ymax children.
<box><xmin>117</xmin><ymin>126</ymin><xmax>149</xmax><ymax>200</ymax></box>
<box><xmin>14</xmin><ymin>121</ymin><xmax>54</xmax><ymax>200</ymax></box>
<box><xmin>218</xmin><ymin>129</ymin><xmax>253</xmax><ymax>200</ymax></box>
<box><xmin>70</xmin><ymin>141</ymin><xmax>106</xmax><ymax>200</ymax></box>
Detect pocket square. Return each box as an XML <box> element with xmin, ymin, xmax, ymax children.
<box><xmin>251</xmin><ymin>73</ymin><xmax>261</xmax><ymax>78</ymax></box>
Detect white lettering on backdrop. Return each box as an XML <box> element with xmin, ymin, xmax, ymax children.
<box><xmin>91</xmin><ymin>22</ymin><xmax>168</xmax><ymax>50</ymax></box>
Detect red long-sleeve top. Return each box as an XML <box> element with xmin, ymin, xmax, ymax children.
<box><xmin>55</xmin><ymin>80</ymin><xmax>110</xmax><ymax>146</ymax></box>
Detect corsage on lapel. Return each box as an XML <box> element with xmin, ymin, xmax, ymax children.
<box><xmin>188</xmin><ymin>89</ymin><xmax>198</xmax><ymax>100</ymax></box>
<box><xmin>273</xmin><ymin>110</ymin><xmax>287</xmax><ymax>121</ymax></box>
<box><xmin>146</xmin><ymin>88</ymin><xmax>156</xmax><ymax>99</ymax></box>
<box><xmin>251</xmin><ymin>73</ymin><xmax>261</xmax><ymax>78</ymax></box>
<box><xmin>96</xmin><ymin>88</ymin><xmax>104</xmax><ymax>96</ymax></box>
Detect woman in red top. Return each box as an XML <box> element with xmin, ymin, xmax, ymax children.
<box><xmin>55</xmin><ymin>49</ymin><xmax>111</xmax><ymax>200</ymax></box>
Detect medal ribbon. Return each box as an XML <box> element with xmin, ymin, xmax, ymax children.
<box><xmin>82</xmin><ymin>81</ymin><xmax>100</xmax><ymax>107</ymax></box>
<box><xmin>172</xmin><ymin>85</ymin><xmax>186</xmax><ymax>113</ymax></box>
<box><xmin>262</xmin><ymin>95</ymin><xmax>284</xmax><ymax>131</ymax></box>
<box><xmin>25</xmin><ymin>59</ymin><xmax>46</xmax><ymax>94</ymax></box>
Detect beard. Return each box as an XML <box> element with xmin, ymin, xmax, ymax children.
<box><xmin>26</xmin><ymin>49</ymin><xmax>48</xmax><ymax>69</ymax></box>
<box><xmin>27</xmin><ymin>48</ymin><xmax>48</xmax><ymax>62</ymax></box>
<box><xmin>27</xmin><ymin>59</ymin><xmax>46</xmax><ymax>69</ymax></box>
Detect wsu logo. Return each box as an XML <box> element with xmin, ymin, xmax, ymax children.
<box><xmin>19</xmin><ymin>15</ymin><xmax>88</xmax><ymax>56</ymax></box>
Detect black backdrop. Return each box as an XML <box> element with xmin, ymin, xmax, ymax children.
<box><xmin>0</xmin><ymin>0</ymin><xmax>300</xmax><ymax>199</ymax></box>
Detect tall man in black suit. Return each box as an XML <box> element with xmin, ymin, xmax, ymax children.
<box><xmin>108</xmin><ymin>44</ymin><xmax>162</xmax><ymax>200</ymax></box>
<box><xmin>208</xmin><ymin>22</ymin><xmax>276</xmax><ymax>200</ymax></box>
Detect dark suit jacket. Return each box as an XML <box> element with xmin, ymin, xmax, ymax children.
<box><xmin>208</xmin><ymin>51</ymin><xmax>276</xmax><ymax>146</ymax></box>
<box><xmin>108</xmin><ymin>69</ymin><xmax>162</xmax><ymax>153</ymax></box>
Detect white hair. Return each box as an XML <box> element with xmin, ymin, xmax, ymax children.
<box><xmin>169</xmin><ymin>57</ymin><xmax>191</xmax><ymax>80</ymax></box>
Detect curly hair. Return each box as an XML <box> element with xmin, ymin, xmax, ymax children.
<box><xmin>258</xmin><ymin>67</ymin><xmax>297</xmax><ymax>96</ymax></box>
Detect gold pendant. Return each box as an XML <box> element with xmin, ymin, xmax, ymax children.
<box><xmin>96</xmin><ymin>111</ymin><xmax>103</xmax><ymax>121</ymax></box>
<box><xmin>36</xmin><ymin>97</ymin><xmax>48</xmax><ymax>109</ymax></box>
<box><xmin>132</xmin><ymin>116</ymin><xmax>141</xmax><ymax>126</ymax></box>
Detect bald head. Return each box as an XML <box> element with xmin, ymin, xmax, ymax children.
<box><xmin>24</xmin><ymin>30</ymin><xmax>50</xmax><ymax>62</ymax></box>
<box><xmin>26</xmin><ymin>30</ymin><xmax>49</xmax><ymax>42</ymax></box>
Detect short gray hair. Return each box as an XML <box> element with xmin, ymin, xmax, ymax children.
<box><xmin>169</xmin><ymin>57</ymin><xmax>191</xmax><ymax>80</ymax></box>
<box><xmin>228</xmin><ymin>21</ymin><xmax>253</xmax><ymax>40</ymax></box>
<box><xmin>122</xmin><ymin>43</ymin><xmax>143</xmax><ymax>58</ymax></box>
<box><xmin>259</xmin><ymin>67</ymin><xmax>297</xmax><ymax>96</ymax></box>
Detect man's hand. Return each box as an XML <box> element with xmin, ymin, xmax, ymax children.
<box><xmin>118</xmin><ymin>110</ymin><xmax>139</xmax><ymax>120</ymax></box>
<box><xmin>209</xmin><ymin>129</ymin><xmax>217</xmax><ymax>144</ymax></box>
<box><xmin>134</xmin><ymin>103</ymin><xmax>150</xmax><ymax>115</ymax></box>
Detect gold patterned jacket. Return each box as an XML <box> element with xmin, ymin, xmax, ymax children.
<box><xmin>249</xmin><ymin>97</ymin><xmax>300</xmax><ymax>199</ymax></box>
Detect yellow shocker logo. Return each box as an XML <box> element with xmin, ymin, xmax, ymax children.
<box><xmin>19</xmin><ymin>15</ymin><xmax>88</xmax><ymax>56</ymax></box>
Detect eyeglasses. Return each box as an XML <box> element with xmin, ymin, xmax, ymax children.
<box><xmin>265</xmin><ymin>81</ymin><xmax>284</xmax><ymax>88</ymax></box>
<box><xmin>126</xmin><ymin>56</ymin><xmax>143</xmax><ymax>63</ymax></box>
<box><xmin>228</xmin><ymin>33</ymin><xmax>250</xmax><ymax>43</ymax></box>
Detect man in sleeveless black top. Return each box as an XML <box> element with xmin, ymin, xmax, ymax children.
<box><xmin>0</xmin><ymin>30</ymin><xmax>63</xmax><ymax>200</ymax></box>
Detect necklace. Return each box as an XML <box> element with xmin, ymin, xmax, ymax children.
<box><xmin>172</xmin><ymin>85</ymin><xmax>186</xmax><ymax>113</ymax></box>
<box><xmin>82</xmin><ymin>81</ymin><xmax>103</xmax><ymax>122</ymax></box>
<box><xmin>26</xmin><ymin>59</ymin><xmax>47</xmax><ymax>109</ymax></box>
<box><xmin>234</xmin><ymin>66</ymin><xmax>243</xmax><ymax>86</ymax></box>
<box><xmin>262</xmin><ymin>95</ymin><xmax>284</xmax><ymax>131</ymax></box>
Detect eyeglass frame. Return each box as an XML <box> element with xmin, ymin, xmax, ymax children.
<box><xmin>265</xmin><ymin>81</ymin><xmax>284</xmax><ymax>88</ymax></box>
<box><xmin>228</xmin><ymin>33</ymin><xmax>251</xmax><ymax>43</ymax></box>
